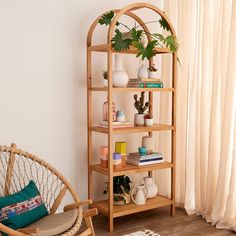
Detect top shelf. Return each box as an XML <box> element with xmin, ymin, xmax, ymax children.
<box><xmin>88</xmin><ymin>44</ymin><xmax>171</xmax><ymax>54</ymax></box>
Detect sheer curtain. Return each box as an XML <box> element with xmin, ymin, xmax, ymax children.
<box><xmin>160</xmin><ymin>0</ymin><xmax>236</xmax><ymax>231</ymax></box>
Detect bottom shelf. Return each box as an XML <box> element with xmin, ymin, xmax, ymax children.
<box><xmin>93</xmin><ymin>195</ymin><xmax>173</xmax><ymax>218</ymax></box>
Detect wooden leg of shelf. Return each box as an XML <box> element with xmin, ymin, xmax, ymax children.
<box><xmin>108</xmin><ymin>216</ymin><xmax>114</xmax><ymax>232</ymax></box>
<box><xmin>170</xmin><ymin>203</ymin><xmax>175</xmax><ymax>216</ymax></box>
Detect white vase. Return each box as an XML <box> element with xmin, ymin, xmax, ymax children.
<box><xmin>143</xmin><ymin>177</ymin><xmax>158</xmax><ymax>199</ymax></box>
<box><xmin>134</xmin><ymin>114</ymin><xmax>145</xmax><ymax>126</ymax></box>
<box><xmin>138</xmin><ymin>61</ymin><xmax>149</xmax><ymax>80</ymax></box>
<box><xmin>112</xmin><ymin>54</ymin><xmax>128</xmax><ymax>87</ymax></box>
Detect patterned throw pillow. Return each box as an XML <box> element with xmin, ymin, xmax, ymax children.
<box><xmin>0</xmin><ymin>181</ymin><xmax>48</xmax><ymax>233</ymax></box>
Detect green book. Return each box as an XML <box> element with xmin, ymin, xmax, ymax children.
<box><xmin>139</xmin><ymin>83</ymin><xmax>163</xmax><ymax>88</ymax></box>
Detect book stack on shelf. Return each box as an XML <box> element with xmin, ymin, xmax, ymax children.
<box><xmin>126</xmin><ymin>152</ymin><xmax>164</xmax><ymax>166</ymax></box>
<box><xmin>99</xmin><ymin>121</ymin><xmax>133</xmax><ymax>128</ymax></box>
<box><xmin>127</xmin><ymin>78</ymin><xmax>164</xmax><ymax>88</ymax></box>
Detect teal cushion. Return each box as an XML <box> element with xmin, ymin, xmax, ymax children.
<box><xmin>0</xmin><ymin>181</ymin><xmax>48</xmax><ymax>233</ymax></box>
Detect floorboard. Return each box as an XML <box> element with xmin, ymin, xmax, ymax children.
<box><xmin>90</xmin><ymin>207</ymin><xmax>235</xmax><ymax>236</ymax></box>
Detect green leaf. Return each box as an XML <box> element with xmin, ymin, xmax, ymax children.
<box><xmin>111</xmin><ymin>29</ymin><xmax>132</xmax><ymax>51</ymax></box>
<box><xmin>159</xmin><ymin>17</ymin><xmax>170</xmax><ymax>31</ymax></box>
<box><xmin>132</xmin><ymin>40</ymin><xmax>157</xmax><ymax>60</ymax></box>
<box><xmin>130</xmin><ymin>28</ymin><xmax>143</xmax><ymax>42</ymax></box>
<box><xmin>154</xmin><ymin>34</ymin><xmax>179</xmax><ymax>52</ymax></box>
<box><xmin>99</xmin><ymin>11</ymin><xmax>115</xmax><ymax>25</ymax></box>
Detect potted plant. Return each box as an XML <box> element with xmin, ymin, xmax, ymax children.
<box><xmin>134</xmin><ymin>92</ymin><xmax>149</xmax><ymax>126</ymax></box>
<box><xmin>104</xmin><ymin>175</ymin><xmax>131</xmax><ymax>206</ymax></box>
<box><xmin>148</xmin><ymin>65</ymin><xmax>158</xmax><ymax>79</ymax></box>
<box><xmin>144</xmin><ymin>114</ymin><xmax>154</xmax><ymax>127</ymax></box>
<box><xmin>102</xmin><ymin>70</ymin><xmax>108</xmax><ymax>87</ymax></box>
<box><xmin>98</xmin><ymin>11</ymin><xmax>179</xmax><ymax>61</ymax></box>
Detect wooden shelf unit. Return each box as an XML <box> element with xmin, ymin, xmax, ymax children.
<box><xmin>87</xmin><ymin>2</ymin><xmax>177</xmax><ymax>232</ymax></box>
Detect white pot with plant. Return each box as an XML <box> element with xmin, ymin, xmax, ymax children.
<box><xmin>103</xmin><ymin>70</ymin><xmax>108</xmax><ymax>87</ymax></box>
<box><xmin>148</xmin><ymin>65</ymin><xmax>158</xmax><ymax>79</ymax></box>
<box><xmin>133</xmin><ymin>92</ymin><xmax>150</xmax><ymax>126</ymax></box>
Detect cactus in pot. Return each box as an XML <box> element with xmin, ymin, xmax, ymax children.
<box><xmin>134</xmin><ymin>92</ymin><xmax>149</xmax><ymax>125</ymax></box>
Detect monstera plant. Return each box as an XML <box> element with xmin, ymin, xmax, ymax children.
<box><xmin>98</xmin><ymin>10</ymin><xmax>179</xmax><ymax>60</ymax></box>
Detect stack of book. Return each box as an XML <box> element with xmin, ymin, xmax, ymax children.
<box><xmin>127</xmin><ymin>78</ymin><xmax>164</xmax><ymax>88</ymax></box>
<box><xmin>126</xmin><ymin>152</ymin><xmax>164</xmax><ymax>166</ymax></box>
<box><xmin>98</xmin><ymin>121</ymin><xmax>133</xmax><ymax>129</ymax></box>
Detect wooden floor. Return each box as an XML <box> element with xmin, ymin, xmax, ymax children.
<box><xmin>91</xmin><ymin>207</ymin><xmax>235</xmax><ymax>236</ymax></box>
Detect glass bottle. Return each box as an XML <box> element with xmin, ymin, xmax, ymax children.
<box><xmin>103</xmin><ymin>98</ymin><xmax>116</xmax><ymax>121</ymax></box>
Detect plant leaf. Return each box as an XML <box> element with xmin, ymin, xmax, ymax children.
<box><xmin>159</xmin><ymin>17</ymin><xmax>170</xmax><ymax>31</ymax></box>
<box><xmin>99</xmin><ymin>11</ymin><xmax>115</xmax><ymax>25</ymax></box>
<box><xmin>111</xmin><ymin>29</ymin><xmax>132</xmax><ymax>51</ymax></box>
<box><xmin>132</xmin><ymin>40</ymin><xmax>157</xmax><ymax>60</ymax></box>
<box><xmin>154</xmin><ymin>34</ymin><xmax>179</xmax><ymax>52</ymax></box>
<box><xmin>130</xmin><ymin>28</ymin><xmax>143</xmax><ymax>42</ymax></box>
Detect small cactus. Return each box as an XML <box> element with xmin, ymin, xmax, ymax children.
<box><xmin>134</xmin><ymin>92</ymin><xmax>149</xmax><ymax>114</ymax></box>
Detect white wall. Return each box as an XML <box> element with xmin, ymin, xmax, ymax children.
<box><xmin>0</xmin><ymin>0</ymin><xmax>162</xmax><ymax>201</ymax></box>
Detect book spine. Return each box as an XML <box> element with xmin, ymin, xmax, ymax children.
<box><xmin>139</xmin><ymin>83</ymin><xmax>163</xmax><ymax>88</ymax></box>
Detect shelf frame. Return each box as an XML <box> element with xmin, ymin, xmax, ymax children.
<box><xmin>87</xmin><ymin>2</ymin><xmax>177</xmax><ymax>232</ymax></box>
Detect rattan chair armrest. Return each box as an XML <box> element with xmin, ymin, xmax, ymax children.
<box><xmin>17</xmin><ymin>227</ymin><xmax>39</xmax><ymax>234</ymax></box>
<box><xmin>83</xmin><ymin>208</ymin><xmax>98</xmax><ymax>217</ymax></box>
<box><xmin>64</xmin><ymin>199</ymin><xmax>92</xmax><ymax>211</ymax></box>
<box><xmin>0</xmin><ymin>223</ymin><xmax>27</xmax><ymax>236</ymax></box>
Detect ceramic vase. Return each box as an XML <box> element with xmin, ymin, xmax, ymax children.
<box><xmin>112</xmin><ymin>54</ymin><xmax>128</xmax><ymax>87</ymax></box>
<box><xmin>143</xmin><ymin>177</ymin><xmax>158</xmax><ymax>199</ymax></box>
<box><xmin>138</xmin><ymin>60</ymin><xmax>149</xmax><ymax>80</ymax></box>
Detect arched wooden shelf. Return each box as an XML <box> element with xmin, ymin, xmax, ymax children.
<box><xmin>86</xmin><ymin>2</ymin><xmax>177</xmax><ymax>232</ymax></box>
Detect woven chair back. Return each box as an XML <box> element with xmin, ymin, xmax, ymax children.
<box><xmin>0</xmin><ymin>144</ymin><xmax>80</xmax><ymax>214</ymax></box>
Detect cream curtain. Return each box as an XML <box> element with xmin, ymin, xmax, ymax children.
<box><xmin>160</xmin><ymin>0</ymin><xmax>236</xmax><ymax>231</ymax></box>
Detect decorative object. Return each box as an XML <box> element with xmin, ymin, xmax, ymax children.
<box><xmin>100</xmin><ymin>146</ymin><xmax>108</xmax><ymax>168</ymax></box>
<box><xmin>148</xmin><ymin>65</ymin><xmax>158</xmax><ymax>79</ymax></box>
<box><xmin>142</xmin><ymin>136</ymin><xmax>154</xmax><ymax>154</ymax></box>
<box><xmin>113</xmin><ymin>152</ymin><xmax>122</xmax><ymax>169</ymax></box>
<box><xmin>138</xmin><ymin>146</ymin><xmax>148</xmax><ymax>155</ymax></box>
<box><xmin>0</xmin><ymin>143</ymin><xmax>97</xmax><ymax>236</ymax></box>
<box><xmin>144</xmin><ymin>114</ymin><xmax>154</xmax><ymax>127</ymax></box>
<box><xmin>123</xmin><ymin>229</ymin><xmax>160</xmax><ymax>236</ymax></box>
<box><xmin>116</xmin><ymin>110</ymin><xmax>126</xmax><ymax>122</ymax></box>
<box><xmin>143</xmin><ymin>176</ymin><xmax>158</xmax><ymax>198</ymax></box>
<box><xmin>134</xmin><ymin>92</ymin><xmax>149</xmax><ymax>126</ymax></box>
<box><xmin>138</xmin><ymin>60</ymin><xmax>149</xmax><ymax>80</ymax></box>
<box><xmin>115</xmin><ymin>142</ymin><xmax>127</xmax><ymax>165</ymax></box>
<box><xmin>103</xmin><ymin>98</ymin><xmax>117</xmax><ymax>121</ymax></box>
<box><xmin>98</xmin><ymin>10</ymin><xmax>179</xmax><ymax>60</ymax></box>
<box><xmin>131</xmin><ymin>184</ymin><xmax>148</xmax><ymax>205</ymax></box>
<box><xmin>112</xmin><ymin>54</ymin><xmax>129</xmax><ymax>87</ymax></box>
<box><xmin>102</xmin><ymin>70</ymin><xmax>108</xmax><ymax>87</ymax></box>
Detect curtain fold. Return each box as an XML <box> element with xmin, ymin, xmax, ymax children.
<box><xmin>161</xmin><ymin>0</ymin><xmax>236</xmax><ymax>231</ymax></box>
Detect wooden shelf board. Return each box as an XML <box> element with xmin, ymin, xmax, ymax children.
<box><xmin>91</xmin><ymin>124</ymin><xmax>174</xmax><ymax>134</ymax></box>
<box><xmin>90</xmin><ymin>161</ymin><xmax>173</xmax><ymax>176</ymax></box>
<box><xmin>93</xmin><ymin>195</ymin><xmax>173</xmax><ymax>218</ymax></box>
<box><xmin>90</xmin><ymin>87</ymin><xmax>175</xmax><ymax>92</ymax></box>
<box><xmin>88</xmin><ymin>44</ymin><xmax>171</xmax><ymax>54</ymax></box>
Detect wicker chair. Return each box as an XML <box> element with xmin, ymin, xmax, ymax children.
<box><xmin>0</xmin><ymin>143</ymin><xmax>97</xmax><ymax>236</ymax></box>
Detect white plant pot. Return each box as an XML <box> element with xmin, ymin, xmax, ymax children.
<box><xmin>148</xmin><ymin>71</ymin><xmax>158</xmax><ymax>79</ymax></box>
<box><xmin>134</xmin><ymin>114</ymin><xmax>145</xmax><ymax>126</ymax></box>
<box><xmin>112</xmin><ymin>54</ymin><xmax>129</xmax><ymax>87</ymax></box>
<box><xmin>103</xmin><ymin>79</ymin><xmax>108</xmax><ymax>87</ymax></box>
<box><xmin>145</xmin><ymin>118</ymin><xmax>154</xmax><ymax>126</ymax></box>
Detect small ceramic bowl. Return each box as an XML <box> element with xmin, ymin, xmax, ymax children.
<box><xmin>145</xmin><ymin>118</ymin><xmax>154</xmax><ymax>126</ymax></box>
<box><xmin>138</xmin><ymin>146</ymin><xmax>148</xmax><ymax>155</ymax></box>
